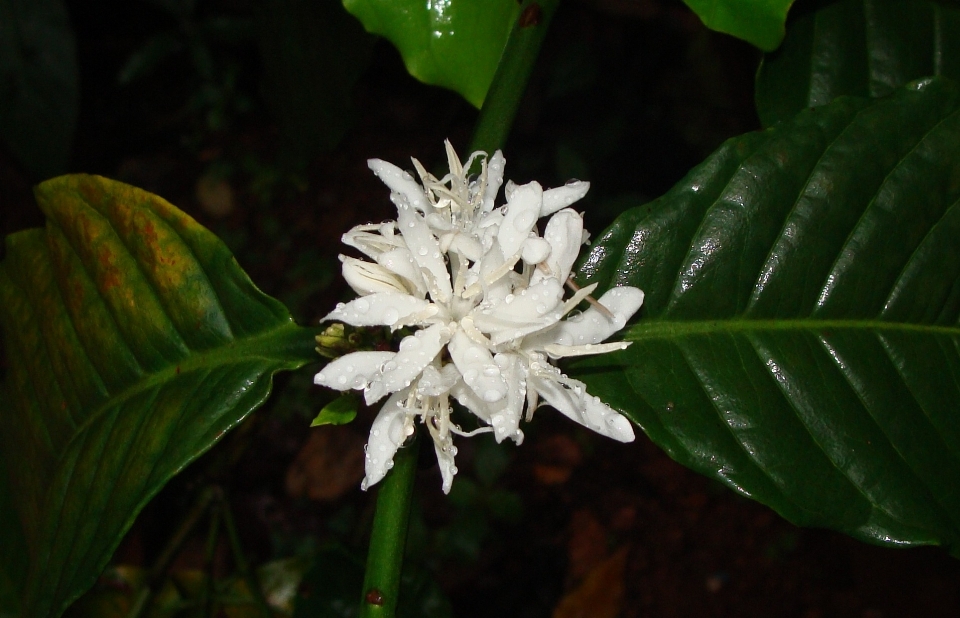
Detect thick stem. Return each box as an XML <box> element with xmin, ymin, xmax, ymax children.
<box><xmin>469</xmin><ymin>0</ymin><xmax>562</xmax><ymax>155</ymax></box>
<box><xmin>358</xmin><ymin>437</ymin><xmax>420</xmax><ymax>618</ymax></box>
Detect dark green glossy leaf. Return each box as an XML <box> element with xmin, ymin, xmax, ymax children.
<box><xmin>756</xmin><ymin>0</ymin><xmax>960</xmax><ymax>127</ymax></box>
<box><xmin>257</xmin><ymin>0</ymin><xmax>376</xmax><ymax>164</ymax></box>
<box><xmin>0</xmin><ymin>0</ymin><xmax>78</xmax><ymax>179</ymax></box>
<box><xmin>0</xmin><ymin>175</ymin><xmax>318</xmax><ymax>618</ymax></box>
<box><xmin>681</xmin><ymin>0</ymin><xmax>796</xmax><ymax>50</ymax></box>
<box><xmin>574</xmin><ymin>77</ymin><xmax>960</xmax><ymax>554</ymax></box>
<box><xmin>310</xmin><ymin>394</ymin><xmax>358</xmax><ymax>427</ymax></box>
<box><xmin>342</xmin><ymin>0</ymin><xmax>521</xmax><ymax>108</ymax></box>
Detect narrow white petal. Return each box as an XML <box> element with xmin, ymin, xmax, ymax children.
<box><xmin>541</xmin><ymin>180</ymin><xmax>590</xmax><ymax>216</ymax></box>
<box><xmin>448</xmin><ymin>330</ymin><xmax>508</xmax><ymax>404</ymax></box>
<box><xmin>417</xmin><ymin>363</ymin><xmax>461</xmax><ymax>397</ymax></box>
<box><xmin>377</xmin><ymin>247</ymin><xmax>427</xmax><ymax>296</ymax></box>
<box><xmin>531</xmin><ymin>373</ymin><xmax>635</xmax><ymax>442</ymax></box>
<box><xmin>491</xmin><ymin>353</ymin><xmax>525</xmax><ymax>443</ymax></box>
<box><xmin>322</xmin><ymin>291</ymin><xmax>435</xmax><ymax>328</ymax></box>
<box><xmin>542</xmin><ymin>341</ymin><xmax>631</xmax><ymax>358</ymax></box>
<box><xmin>432</xmin><ymin>429</ymin><xmax>458</xmax><ymax>494</ymax></box>
<box><xmin>497</xmin><ymin>181</ymin><xmax>542</xmax><ymax>257</ymax></box>
<box><xmin>531</xmin><ymin>209</ymin><xmax>583</xmax><ymax>285</ymax></box>
<box><xmin>314</xmin><ymin>351</ymin><xmax>396</xmax><ymax>391</ymax></box>
<box><xmin>341</xmin><ymin>257</ymin><xmax>407</xmax><ymax>296</ymax></box>
<box><xmin>365</xmin><ymin>323</ymin><xmax>450</xmax><ymax>403</ymax></box>
<box><xmin>368</xmin><ymin>159</ymin><xmax>430</xmax><ymax>212</ymax></box>
<box><xmin>527</xmin><ymin>286</ymin><xmax>644</xmax><ymax>349</ymax></box>
<box><xmin>342</xmin><ymin>224</ymin><xmax>405</xmax><ymax>260</ymax></box>
<box><xmin>396</xmin><ymin>203</ymin><xmax>453</xmax><ymax>303</ymax></box>
<box><xmin>481</xmin><ymin>150</ymin><xmax>506</xmax><ymax>214</ymax></box>
<box><xmin>361</xmin><ymin>389</ymin><xmax>413</xmax><ymax>491</ymax></box>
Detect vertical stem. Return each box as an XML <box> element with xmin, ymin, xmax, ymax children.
<box><xmin>358</xmin><ymin>437</ymin><xmax>420</xmax><ymax>618</ymax></box>
<box><xmin>469</xmin><ymin>0</ymin><xmax>562</xmax><ymax>155</ymax></box>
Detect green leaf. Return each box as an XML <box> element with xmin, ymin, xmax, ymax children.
<box><xmin>574</xmin><ymin>77</ymin><xmax>960</xmax><ymax>554</ymax></box>
<box><xmin>257</xmin><ymin>0</ymin><xmax>376</xmax><ymax>164</ymax></box>
<box><xmin>756</xmin><ymin>0</ymin><xmax>960</xmax><ymax>127</ymax></box>
<box><xmin>310</xmin><ymin>394</ymin><xmax>358</xmax><ymax>427</ymax></box>
<box><xmin>0</xmin><ymin>0</ymin><xmax>79</xmax><ymax>179</ymax></box>
<box><xmin>0</xmin><ymin>175</ymin><xmax>318</xmax><ymax>618</ymax></box>
<box><xmin>681</xmin><ymin>0</ymin><xmax>796</xmax><ymax>50</ymax></box>
<box><xmin>342</xmin><ymin>0</ymin><xmax>521</xmax><ymax>108</ymax></box>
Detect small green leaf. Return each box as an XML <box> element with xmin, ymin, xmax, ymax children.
<box><xmin>310</xmin><ymin>394</ymin><xmax>359</xmax><ymax>427</ymax></box>
<box><xmin>0</xmin><ymin>175</ymin><xmax>318</xmax><ymax>618</ymax></box>
<box><xmin>756</xmin><ymin>0</ymin><xmax>960</xmax><ymax>127</ymax></box>
<box><xmin>0</xmin><ymin>0</ymin><xmax>79</xmax><ymax>179</ymax></box>
<box><xmin>681</xmin><ymin>0</ymin><xmax>796</xmax><ymax>50</ymax></box>
<box><xmin>575</xmin><ymin>77</ymin><xmax>960</xmax><ymax>554</ymax></box>
<box><xmin>342</xmin><ymin>0</ymin><xmax>521</xmax><ymax>108</ymax></box>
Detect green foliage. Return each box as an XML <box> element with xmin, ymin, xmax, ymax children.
<box><xmin>342</xmin><ymin>0</ymin><xmax>521</xmax><ymax>108</ymax></box>
<box><xmin>0</xmin><ymin>0</ymin><xmax>78</xmax><ymax>179</ymax></box>
<box><xmin>681</xmin><ymin>0</ymin><xmax>796</xmax><ymax>50</ymax></box>
<box><xmin>310</xmin><ymin>394</ymin><xmax>359</xmax><ymax>427</ymax></box>
<box><xmin>0</xmin><ymin>175</ymin><xmax>318</xmax><ymax>618</ymax></box>
<box><xmin>574</xmin><ymin>77</ymin><xmax>960</xmax><ymax>555</ymax></box>
<box><xmin>756</xmin><ymin>0</ymin><xmax>960</xmax><ymax>126</ymax></box>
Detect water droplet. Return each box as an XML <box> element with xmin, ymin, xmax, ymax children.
<box><xmin>483</xmin><ymin>365</ymin><xmax>499</xmax><ymax>377</ymax></box>
<box><xmin>505</xmin><ymin>294</ymin><xmax>515</xmax><ymax>304</ymax></box>
<box><xmin>535</xmin><ymin>303</ymin><xmax>547</xmax><ymax>314</ymax></box>
<box><xmin>400</xmin><ymin>337</ymin><xmax>420</xmax><ymax>351</ymax></box>
<box><xmin>483</xmin><ymin>389</ymin><xmax>504</xmax><ymax>402</ymax></box>
<box><xmin>373</xmin><ymin>429</ymin><xmax>381</xmax><ymax>437</ymax></box>
<box><xmin>354</xmin><ymin>298</ymin><xmax>370</xmax><ymax>313</ymax></box>
<box><xmin>567</xmin><ymin>310</ymin><xmax>583</xmax><ymax>322</ymax></box>
<box><xmin>383</xmin><ymin>308</ymin><xmax>400</xmax><ymax>324</ymax></box>
<box><xmin>337</xmin><ymin>375</ymin><xmax>348</xmax><ymax>385</ymax></box>
<box><xmin>418</xmin><ymin>247</ymin><xmax>428</xmax><ymax>256</ymax></box>
<box><xmin>383</xmin><ymin>361</ymin><xmax>398</xmax><ymax>373</ymax></box>
<box><xmin>464</xmin><ymin>369</ymin><xmax>479</xmax><ymax>384</ymax></box>
<box><xmin>665</xmin><ymin>401</ymin><xmax>675</xmax><ymax>412</ymax></box>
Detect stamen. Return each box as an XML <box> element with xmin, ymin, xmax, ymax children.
<box><xmin>565</xmin><ymin>277</ymin><xmax>615</xmax><ymax>319</ymax></box>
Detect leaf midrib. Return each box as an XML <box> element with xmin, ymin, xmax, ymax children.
<box><xmin>61</xmin><ymin>322</ymin><xmax>318</xmax><ymax>456</ymax></box>
<box><xmin>625</xmin><ymin>318</ymin><xmax>960</xmax><ymax>340</ymax></box>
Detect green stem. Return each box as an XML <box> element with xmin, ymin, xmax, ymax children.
<box><xmin>358</xmin><ymin>436</ymin><xmax>420</xmax><ymax>618</ymax></box>
<box><xmin>469</xmin><ymin>0</ymin><xmax>562</xmax><ymax>155</ymax></box>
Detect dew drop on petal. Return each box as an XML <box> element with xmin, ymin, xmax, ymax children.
<box><xmin>418</xmin><ymin>247</ymin><xmax>428</xmax><ymax>256</ymax></box>
<box><xmin>383</xmin><ymin>308</ymin><xmax>400</xmax><ymax>325</ymax></box>
<box><xmin>464</xmin><ymin>369</ymin><xmax>479</xmax><ymax>384</ymax></box>
<box><xmin>337</xmin><ymin>375</ymin><xmax>348</xmax><ymax>385</ymax></box>
<box><xmin>354</xmin><ymin>298</ymin><xmax>370</xmax><ymax>314</ymax></box>
<box><xmin>317</xmin><ymin>373</ymin><xmax>326</xmax><ymax>382</ymax></box>
<box><xmin>483</xmin><ymin>389</ymin><xmax>504</xmax><ymax>402</ymax></box>
<box><xmin>383</xmin><ymin>361</ymin><xmax>398</xmax><ymax>373</ymax></box>
<box><xmin>483</xmin><ymin>365</ymin><xmax>499</xmax><ymax>377</ymax></box>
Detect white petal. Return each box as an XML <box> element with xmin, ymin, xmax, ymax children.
<box><xmin>365</xmin><ymin>323</ymin><xmax>450</xmax><ymax>404</ymax></box>
<box><xmin>314</xmin><ymin>351</ymin><xmax>396</xmax><ymax>391</ymax></box>
<box><xmin>531</xmin><ymin>209</ymin><xmax>583</xmax><ymax>285</ymax></box>
<box><xmin>541</xmin><ymin>180</ymin><xmax>590</xmax><ymax>216</ymax></box>
<box><xmin>377</xmin><ymin>247</ymin><xmax>427</xmax><ymax>296</ymax></box>
<box><xmin>417</xmin><ymin>363</ymin><xmax>461</xmax><ymax>397</ymax></box>
<box><xmin>322</xmin><ymin>292</ymin><xmax>435</xmax><ymax>328</ymax></box>
<box><xmin>472</xmin><ymin>278</ymin><xmax>565</xmax><ymax>345</ymax></box>
<box><xmin>521</xmin><ymin>237</ymin><xmax>551</xmax><ymax>265</ymax></box>
<box><xmin>396</xmin><ymin>203</ymin><xmax>453</xmax><ymax>303</ymax></box>
<box><xmin>368</xmin><ymin>159</ymin><xmax>430</xmax><ymax>212</ymax></box>
<box><xmin>497</xmin><ymin>181</ymin><xmax>542</xmax><ymax>257</ymax></box>
<box><xmin>342</xmin><ymin>224</ymin><xmax>404</xmax><ymax>260</ymax></box>
<box><xmin>448</xmin><ymin>330</ymin><xmax>508</xmax><ymax>404</ymax></box>
<box><xmin>542</xmin><ymin>341</ymin><xmax>631</xmax><ymax>358</ymax></box>
<box><xmin>481</xmin><ymin>150</ymin><xmax>506</xmax><ymax>214</ymax></box>
<box><xmin>432</xmin><ymin>429</ymin><xmax>458</xmax><ymax>494</ymax></box>
<box><xmin>341</xmin><ymin>257</ymin><xmax>407</xmax><ymax>295</ymax></box>
<box><xmin>361</xmin><ymin>389</ymin><xmax>413</xmax><ymax>491</ymax></box>
<box><xmin>527</xmin><ymin>286</ymin><xmax>644</xmax><ymax>349</ymax></box>
<box><xmin>449</xmin><ymin>354</ymin><xmax>525</xmax><ymax>444</ymax></box>
<box><xmin>531</xmin><ymin>372</ymin><xmax>635</xmax><ymax>442</ymax></box>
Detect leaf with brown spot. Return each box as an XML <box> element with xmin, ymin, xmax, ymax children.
<box><xmin>0</xmin><ymin>175</ymin><xmax>317</xmax><ymax>618</ymax></box>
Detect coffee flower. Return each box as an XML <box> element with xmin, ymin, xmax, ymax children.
<box><xmin>315</xmin><ymin>141</ymin><xmax>644</xmax><ymax>493</ymax></box>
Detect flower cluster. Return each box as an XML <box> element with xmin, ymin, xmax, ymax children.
<box><xmin>315</xmin><ymin>141</ymin><xmax>644</xmax><ymax>493</ymax></box>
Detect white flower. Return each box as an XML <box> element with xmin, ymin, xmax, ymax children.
<box><xmin>315</xmin><ymin>141</ymin><xmax>644</xmax><ymax>493</ymax></box>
